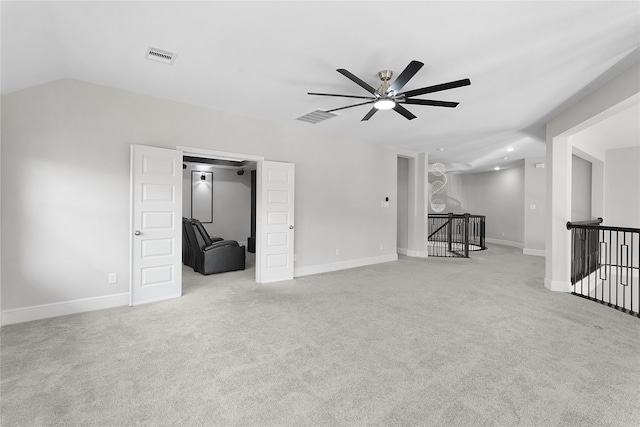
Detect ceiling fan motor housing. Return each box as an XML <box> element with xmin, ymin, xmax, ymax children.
<box><xmin>378</xmin><ymin>70</ymin><xmax>393</xmax><ymax>81</ymax></box>
<box><xmin>377</xmin><ymin>70</ymin><xmax>394</xmax><ymax>95</ymax></box>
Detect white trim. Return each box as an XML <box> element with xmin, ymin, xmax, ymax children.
<box><xmin>485</xmin><ymin>238</ymin><xmax>524</xmax><ymax>249</ymax></box>
<box><xmin>129</xmin><ymin>145</ymin><xmax>135</xmax><ymax>306</ymax></box>
<box><xmin>295</xmin><ymin>254</ymin><xmax>398</xmax><ymax>278</ymax></box>
<box><xmin>406</xmin><ymin>250</ymin><xmax>429</xmax><ymax>258</ymax></box>
<box><xmin>544</xmin><ymin>277</ymin><xmax>572</xmax><ymax>293</ymax></box>
<box><xmin>397</xmin><ymin>247</ymin><xmax>408</xmax><ymax>255</ymax></box>
<box><xmin>1</xmin><ymin>293</ymin><xmax>129</xmax><ymax>326</ymax></box>
<box><xmin>177</xmin><ymin>146</ymin><xmax>265</xmax><ymax>162</ymax></box>
<box><xmin>523</xmin><ymin>248</ymin><xmax>546</xmax><ymax>257</ymax></box>
<box><xmin>396</xmin><ymin>149</ymin><xmax>417</xmax><ymax>159</ymax></box>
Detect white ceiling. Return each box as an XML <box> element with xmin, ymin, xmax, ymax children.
<box><xmin>2</xmin><ymin>1</ymin><xmax>639</xmax><ymax>172</ymax></box>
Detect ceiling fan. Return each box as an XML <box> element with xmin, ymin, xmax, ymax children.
<box><xmin>308</xmin><ymin>60</ymin><xmax>471</xmax><ymax>121</ymax></box>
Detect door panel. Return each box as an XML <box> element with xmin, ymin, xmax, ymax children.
<box><xmin>259</xmin><ymin>161</ymin><xmax>295</xmax><ymax>283</ymax></box>
<box><xmin>130</xmin><ymin>144</ymin><xmax>182</xmax><ymax>305</ymax></box>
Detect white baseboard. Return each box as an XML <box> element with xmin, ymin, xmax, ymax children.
<box><xmin>544</xmin><ymin>277</ymin><xmax>572</xmax><ymax>293</ymax></box>
<box><xmin>485</xmin><ymin>238</ymin><xmax>524</xmax><ymax>249</ymax></box>
<box><xmin>523</xmin><ymin>248</ymin><xmax>546</xmax><ymax>257</ymax></box>
<box><xmin>1</xmin><ymin>292</ymin><xmax>129</xmax><ymax>326</ymax></box>
<box><xmin>406</xmin><ymin>250</ymin><xmax>429</xmax><ymax>258</ymax></box>
<box><xmin>397</xmin><ymin>248</ymin><xmax>429</xmax><ymax>257</ymax></box>
<box><xmin>295</xmin><ymin>254</ymin><xmax>398</xmax><ymax>278</ymax></box>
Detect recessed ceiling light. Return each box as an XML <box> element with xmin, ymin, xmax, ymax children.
<box><xmin>494</xmin><ymin>166</ymin><xmax>501</xmax><ymax>171</ymax></box>
<box><xmin>506</xmin><ymin>147</ymin><xmax>514</xmax><ymax>152</ymax></box>
<box><xmin>502</xmin><ymin>157</ymin><xmax>508</xmax><ymax>160</ymax></box>
<box><xmin>437</xmin><ymin>148</ymin><xmax>445</xmax><ymax>151</ymax></box>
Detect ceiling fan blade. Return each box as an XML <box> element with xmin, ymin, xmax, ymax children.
<box><xmin>308</xmin><ymin>92</ymin><xmax>375</xmax><ymax>100</ymax></box>
<box><xmin>401</xmin><ymin>99</ymin><xmax>459</xmax><ymax>108</ymax></box>
<box><xmin>393</xmin><ymin>104</ymin><xmax>417</xmax><ymax>120</ymax></box>
<box><xmin>337</xmin><ymin>69</ymin><xmax>377</xmax><ymax>94</ymax></box>
<box><xmin>389</xmin><ymin>60</ymin><xmax>424</xmax><ymax>93</ymax></box>
<box><xmin>361</xmin><ymin>108</ymin><xmax>378</xmax><ymax>121</ymax></box>
<box><xmin>399</xmin><ymin>78</ymin><xmax>471</xmax><ymax>98</ymax></box>
<box><xmin>325</xmin><ymin>100</ymin><xmax>375</xmax><ymax>113</ymax></box>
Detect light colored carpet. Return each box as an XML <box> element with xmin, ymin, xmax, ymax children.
<box><xmin>2</xmin><ymin>245</ymin><xmax>639</xmax><ymax>426</ymax></box>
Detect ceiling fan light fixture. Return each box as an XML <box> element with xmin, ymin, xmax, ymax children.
<box><xmin>374</xmin><ymin>98</ymin><xmax>396</xmax><ymax>110</ymax></box>
<box><xmin>308</xmin><ymin>60</ymin><xmax>470</xmax><ymax>121</ymax></box>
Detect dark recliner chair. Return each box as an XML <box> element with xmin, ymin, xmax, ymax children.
<box><xmin>184</xmin><ymin>219</ymin><xmax>245</xmax><ymax>275</ymax></box>
<box><xmin>191</xmin><ymin>218</ymin><xmax>224</xmax><ymax>246</ymax></box>
<box><xmin>182</xmin><ymin>217</ymin><xmax>192</xmax><ymax>265</ymax></box>
<box><xmin>183</xmin><ymin>218</ymin><xmax>198</xmax><ymax>269</ymax></box>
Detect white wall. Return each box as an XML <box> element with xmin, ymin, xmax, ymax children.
<box><xmin>458</xmin><ymin>165</ymin><xmax>525</xmax><ymax>246</ymax></box>
<box><xmin>605</xmin><ymin>146</ymin><xmax>640</xmax><ymax>227</ymax></box>
<box><xmin>523</xmin><ymin>157</ymin><xmax>546</xmax><ymax>254</ymax></box>
<box><xmin>396</xmin><ymin>157</ymin><xmax>409</xmax><ymax>253</ymax></box>
<box><xmin>1</xmin><ymin>79</ymin><xmax>398</xmax><ymax>313</ymax></box>
<box><xmin>183</xmin><ymin>166</ymin><xmax>251</xmax><ymax>244</ymax></box>
<box><xmin>0</xmin><ymin>14</ymin><xmax>3</xmax><ymax>323</ymax></box>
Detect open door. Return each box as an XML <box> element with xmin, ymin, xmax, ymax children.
<box><xmin>258</xmin><ymin>161</ymin><xmax>295</xmax><ymax>283</ymax></box>
<box><xmin>130</xmin><ymin>144</ymin><xmax>183</xmax><ymax>305</ymax></box>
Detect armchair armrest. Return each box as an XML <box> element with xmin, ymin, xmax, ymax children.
<box><xmin>203</xmin><ymin>240</ymin><xmax>239</xmax><ymax>252</ymax></box>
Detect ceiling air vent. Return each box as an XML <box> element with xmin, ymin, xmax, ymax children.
<box><xmin>296</xmin><ymin>109</ymin><xmax>338</xmax><ymax>124</ymax></box>
<box><xmin>145</xmin><ymin>46</ymin><xmax>177</xmax><ymax>65</ymax></box>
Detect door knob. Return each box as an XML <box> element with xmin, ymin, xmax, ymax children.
<box><xmin>289</xmin><ymin>225</ymin><xmax>294</xmax><ymax>230</ymax></box>
<box><xmin>134</xmin><ymin>230</ymin><xmax>141</xmax><ymax>236</ymax></box>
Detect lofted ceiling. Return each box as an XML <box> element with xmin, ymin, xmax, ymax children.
<box><xmin>2</xmin><ymin>1</ymin><xmax>639</xmax><ymax>172</ymax></box>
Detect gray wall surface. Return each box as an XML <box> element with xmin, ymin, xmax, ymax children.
<box><xmin>605</xmin><ymin>146</ymin><xmax>640</xmax><ymax>228</ymax></box>
<box><xmin>524</xmin><ymin>157</ymin><xmax>546</xmax><ymax>253</ymax></box>
<box><xmin>1</xmin><ymin>79</ymin><xmax>398</xmax><ymax>310</ymax></box>
<box><xmin>183</xmin><ymin>167</ymin><xmax>252</xmax><ymax>244</ymax></box>
<box><xmin>571</xmin><ymin>155</ymin><xmax>592</xmax><ymax>221</ymax></box>
<box><xmin>459</xmin><ymin>166</ymin><xmax>525</xmax><ymax>245</ymax></box>
<box><xmin>396</xmin><ymin>157</ymin><xmax>409</xmax><ymax>252</ymax></box>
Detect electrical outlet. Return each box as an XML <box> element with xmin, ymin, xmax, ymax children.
<box><xmin>108</xmin><ymin>272</ymin><xmax>117</xmax><ymax>284</ymax></box>
<box><xmin>335</xmin><ymin>249</ymin><xmax>340</xmax><ymax>255</ymax></box>
<box><xmin>379</xmin><ymin>244</ymin><xmax>384</xmax><ymax>251</ymax></box>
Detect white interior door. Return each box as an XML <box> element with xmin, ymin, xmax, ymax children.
<box><xmin>130</xmin><ymin>144</ymin><xmax>183</xmax><ymax>305</ymax></box>
<box><xmin>258</xmin><ymin>161</ymin><xmax>295</xmax><ymax>283</ymax></box>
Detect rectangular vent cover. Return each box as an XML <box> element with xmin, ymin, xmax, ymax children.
<box><xmin>296</xmin><ymin>109</ymin><xmax>338</xmax><ymax>124</ymax></box>
<box><xmin>145</xmin><ymin>46</ymin><xmax>177</xmax><ymax>65</ymax></box>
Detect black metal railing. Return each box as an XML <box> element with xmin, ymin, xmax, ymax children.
<box><xmin>567</xmin><ymin>218</ymin><xmax>640</xmax><ymax>318</ymax></box>
<box><xmin>428</xmin><ymin>213</ymin><xmax>486</xmax><ymax>257</ymax></box>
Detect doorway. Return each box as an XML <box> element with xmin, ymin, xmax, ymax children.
<box><xmin>182</xmin><ymin>156</ymin><xmax>257</xmax><ymax>277</ymax></box>
<box><xmin>177</xmin><ymin>146</ymin><xmax>296</xmax><ymax>284</ymax></box>
<box><xmin>179</xmin><ymin>147</ymin><xmax>263</xmax><ymax>283</ymax></box>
